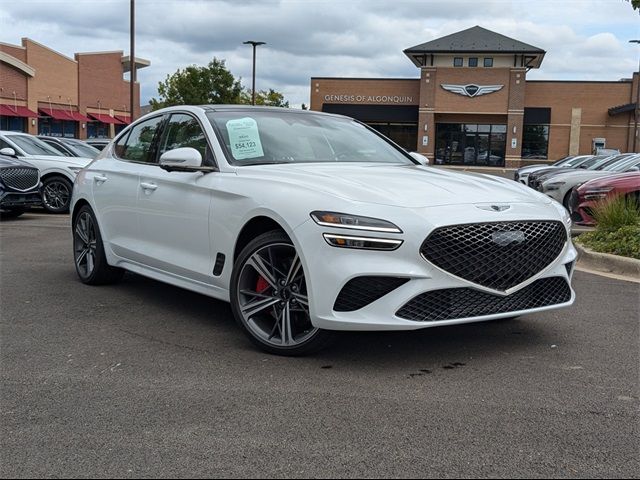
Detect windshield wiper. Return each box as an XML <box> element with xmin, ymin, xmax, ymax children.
<box><xmin>238</xmin><ymin>160</ymin><xmax>291</xmax><ymax>166</ymax></box>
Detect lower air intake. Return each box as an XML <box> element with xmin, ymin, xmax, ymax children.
<box><xmin>334</xmin><ymin>276</ymin><xmax>409</xmax><ymax>312</ymax></box>
<box><xmin>396</xmin><ymin>277</ymin><xmax>571</xmax><ymax>322</ymax></box>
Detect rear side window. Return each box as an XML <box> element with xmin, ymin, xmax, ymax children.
<box><xmin>115</xmin><ymin>116</ymin><xmax>164</xmax><ymax>163</ymax></box>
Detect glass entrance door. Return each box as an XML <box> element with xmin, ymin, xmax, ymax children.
<box><xmin>435</xmin><ymin>123</ymin><xmax>506</xmax><ymax>167</ymax></box>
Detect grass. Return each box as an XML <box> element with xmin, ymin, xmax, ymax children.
<box><xmin>575</xmin><ymin>195</ymin><xmax>640</xmax><ymax>260</ymax></box>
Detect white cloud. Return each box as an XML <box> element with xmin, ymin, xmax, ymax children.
<box><xmin>1</xmin><ymin>0</ymin><xmax>638</xmax><ymax>107</ymax></box>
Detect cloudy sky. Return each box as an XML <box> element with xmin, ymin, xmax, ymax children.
<box><xmin>1</xmin><ymin>0</ymin><xmax>638</xmax><ymax>107</ymax></box>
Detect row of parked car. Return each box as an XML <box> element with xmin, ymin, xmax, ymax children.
<box><xmin>514</xmin><ymin>153</ymin><xmax>640</xmax><ymax>225</ymax></box>
<box><xmin>0</xmin><ymin>131</ymin><xmax>109</xmax><ymax>217</ymax></box>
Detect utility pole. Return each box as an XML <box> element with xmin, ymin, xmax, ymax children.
<box><xmin>243</xmin><ymin>41</ymin><xmax>266</xmax><ymax>105</ymax></box>
<box><xmin>130</xmin><ymin>0</ymin><xmax>136</xmax><ymax>122</ymax></box>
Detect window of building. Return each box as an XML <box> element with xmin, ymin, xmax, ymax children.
<box><xmin>38</xmin><ymin>117</ymin><xmax>77</xmax><ymax>138</ymax></box>
<box><xmin>115</xmin><ymin>115</ymin><xmax>163</xmax><ymax>163</ymax></box>
<box><xmin>522</xmin><ymin>125</ymin><xmax>549</xmax><ymax>160</ymax></box>
<box><xmin>453</xmin><ymin>57</ymin><xmax>463</xmax><ymax>67</ymax></box>
<box><xmin>484</xmin><ymin>57</ymin><xmax>494</xmax><ymax>67</ymax></box>
<box><xmin>0</xmin><ymin>116</ymin><xmax>26</xmax><ymax>132</ymax></box>
<box><xmin>468</xmin><ymin>57</ymin><xmax>478</xmax><ymax>67</ymax></box>
<box><xmin>435</xmin><ymin>123</ymin><xmax>506</xmax><ymax>167</ymax></box>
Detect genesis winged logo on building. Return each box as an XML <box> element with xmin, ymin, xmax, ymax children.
<box><xmin>441</xmin><ymin>84</ymin><xmax>504</xmax><ymax>98</ymax></box>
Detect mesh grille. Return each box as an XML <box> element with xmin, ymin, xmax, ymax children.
<box><xmin>334</xmin><ymin>276</ymin><xmax>409</xmax><ymax>312</ymax></box>
<box><xmin>421</xmin><ymin>221</ymin><xmax>566</xmax><ymax>291</ymax></box>
<box><xmin>0</xmin><ymin>167</ymin><xmax>39</xmax><ymax>191</ymax></box>
<box><xmin>396</xmin><ymin>277</ymin><xmax>571</xmax><ymax>322</ymax></box>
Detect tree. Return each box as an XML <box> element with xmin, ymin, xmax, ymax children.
<box><xmin>150</xmin><ymin>58</ymin><xmax>243</xmax><ymax>110</ymax></box>
<box><xmin>240</xmin><ymin>88</ymin><xmax>289</xmax><ymax>107</ymax></box>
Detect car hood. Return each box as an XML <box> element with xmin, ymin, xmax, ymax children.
<box><xmin>0</xmin><ymin>155</ymin><xmax>36</xmax><ymax>168</ymax></box>
<box><xmin>543</xmin><ymin>170</ymin><xmax>613</xmax><ymax>185</ymax></box>
<box><xmin>22</xmin><ymin>155</ymin><xmax>92</xmax><ymax>167</ymax></box>
<box><xmin>578</xmin><ymin>172</ymin><xmax>640</xmax><ymax>191</ymax></box>
<box><xmin>238</xmin><ymin>163</ymin><xmax>550</xmax><ymax>208</ymax></box>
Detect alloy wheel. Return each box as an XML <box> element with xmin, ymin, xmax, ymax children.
<box><xmin>43</xmin><ymin>179</ymin><xmax>71</xmax><ymax>211</ymax></box>
<box><xmin>73</xmin><ymin>211</ymin><xmax>97</xmax><ymax>279</ymax></box>
<box><xmin>237</xmin><ymin>243</ymin><xmax>317</xmax><ymax>348</ymax></box>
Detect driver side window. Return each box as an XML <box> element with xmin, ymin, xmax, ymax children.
<box><xmin>159</xmin><ymin>113</ymin><xmax>214</xmax><ymax>166</ymax></box>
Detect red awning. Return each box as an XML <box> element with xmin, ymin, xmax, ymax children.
<box><xmin>114</xmin><ymin>115</ymin><xmax>131</xmax><ymax>124</ymax></box>
<box><xmin>67</xmin><ymin>111</ymin><xmax>91</xmax><ymax>122</ymax></box>
<box><xmin>39</xmin><ymin>108</ymin><xmax>75</xmax><ymax>121</ymax></box>
<box><xmin>88</xmin><ymin>113</ymin><xmax>125</xmax><ymax>125</ymax></box>
<box><xmin>0</xmin><ymin>104</ymin><xmax>39</xmax><ymax>117</ymax></box>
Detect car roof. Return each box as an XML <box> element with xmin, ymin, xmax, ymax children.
<box><xmin>150</xmin><ymin>104</ymin><xmax>348</xmax><ymax>120</ymax></box>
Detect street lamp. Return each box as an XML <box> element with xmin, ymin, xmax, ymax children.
<box><xmin>630</xmin><ymin>40</ymin><xmax>640</xmax><ymax>153</ymax></box>
<box><xmin>243</xmin><ymin>40</ymin><xmax>266</xmax><ymax>105</ymax></box>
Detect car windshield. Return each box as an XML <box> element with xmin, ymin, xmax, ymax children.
<box><xmin>605</xmin><ymin>156</ymin><xmax>640</xmax><ymax>172</ymax></box>
<box><xmin>585</xmin><ymin>155</ymin><xmax>618</xmax><ymax>170</ymax></box>
<box><xmin>551</xmin><ymin>156</ymin><xmax>574</xmax><ymax>166</ymax></box>
<box><xmin>207</xmin><ymin>111</ymin><xmax>414</xmax><ymax>166</ymax></box>
<box><xmin>62</xmin><ymin>139</ymin><xmax>100</xmax><ymax>158</ymax></box>
<box><xmin>7</xmin><ymin>134</ymin><xmax>63</xmax><ymax>156</ymax></box>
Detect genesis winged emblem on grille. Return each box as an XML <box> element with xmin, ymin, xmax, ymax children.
<box><xmin>491</xmin><ymin>231</ymin><xmax>526</xmax><ymax>247</ymax></box>
<box><xmin>441</xmin><ymin>84</ymin><xmax>504</xmax><ymax>98</ymax></box>
<box><xmin>475</xmin><ymin>204</ymin><xmax>511</xmax><ymax>212</ymax></box>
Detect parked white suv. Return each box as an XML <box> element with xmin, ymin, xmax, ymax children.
<box><xmin>0</xmin><ymin>131</ymin><xmax>93</xmax><ymax>213</ymax></box>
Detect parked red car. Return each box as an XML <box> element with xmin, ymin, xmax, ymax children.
<box><xmin>570</xmin><ymin>172</ymin><xmax>640</xmax><ymax>225</ymax></box>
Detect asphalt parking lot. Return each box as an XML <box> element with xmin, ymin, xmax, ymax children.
<box><xmin>1</xmin><ymin>213</ymin><xmax>638</xmax><ymax>478</ymax></box>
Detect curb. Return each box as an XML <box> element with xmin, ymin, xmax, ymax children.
<box><xmin>574</xmin><ymin>242</ymin><xmax>640</xmax><ymax>278</ymax></box>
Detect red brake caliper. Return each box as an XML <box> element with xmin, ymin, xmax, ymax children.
<box><xmin>256</xmin><ymin>276</ymin><xmax>270</xmax><ymax>294</ymax></box>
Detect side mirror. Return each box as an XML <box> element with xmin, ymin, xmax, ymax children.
<box><xmin>159</xmin><ymin>147</ymin><xmax>216</xmax><ymax>173</ymax></box>
<box><xmin>0</xmin><ymin>147</ymin><xmax>17</xmax><ymax>157</ymax></box>
<box><xmin>409</xmin><ymin>152</ymin><xmax>430</xmax><ymax>166</ymax></box>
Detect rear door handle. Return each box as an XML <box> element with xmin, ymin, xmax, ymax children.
<box><xmin>140</xmin><ymin>182</ymin><xmax>158</xmax><ymax>191</ymax></box>
<box><xmin>94</xmin><ymin>174</ymin><xmax>108</xmax><ymax>183</ymax></box>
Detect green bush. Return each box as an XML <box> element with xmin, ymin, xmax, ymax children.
<box><xmin>576</xmin><ymin>225</ymin><xmax>640</xmax><ymax>259</ymax></box>
<box><xmin>575</xmin><ymin>195</ymin><xmax>640</xmax><ymax>259</ymax></box>
<box><xmin>591</xmin><ymin>195</ymin><xmax>640</xmax><ymax>231</ymax></box>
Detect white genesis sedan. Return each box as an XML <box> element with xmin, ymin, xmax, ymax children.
<box><xmin>70</xmin><ymin>106</ymin><xmax>577</xmax><ymax>355</ymax></box>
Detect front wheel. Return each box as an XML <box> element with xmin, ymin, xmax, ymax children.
<box><xmin>230</xmin><ymin>230</ymin><xmax>333</xmax><ymax>356</ymax></box>
<box><xmin>42</xmin><ymin>176</ymin><xmax>73</xmax><ymax>213</ymax></box>
<box><xmin>73</xmin><ymin>205</ymin><xmax>124</xmax><ymax>285</ymax></box>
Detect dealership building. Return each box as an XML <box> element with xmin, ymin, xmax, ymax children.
<box><xmin>0</xmin><ymin>38</ymin><xmax>149</xmax><ymax>139</ymax></box>
<box><xmin>310</xmin><ymin>26</ymin><xmax>639</xmax><ymax>168</ymax></box>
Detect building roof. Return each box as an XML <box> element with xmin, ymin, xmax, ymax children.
<box><xmin>404</xmin><ymin>26</ymin><xmax>545</xmax><ymax>54</ymax></box>
<box><xmin>403</xmin><ymin>26</ymin><xmax>546</xmax><ymax>68</ymax></box>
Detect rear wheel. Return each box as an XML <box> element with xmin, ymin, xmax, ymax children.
<box><xmin>42</xmin><ymin>176</ymin><xmax>73</xmax><ymax>213</ymax></box>
<box><xmin>230</xmin><ymin>230</ymin><xmax>333</xmax><ymax>356</ymax></box>
<box><xmin>73</xmin><ymin>205</ymin><xmax>124</xmax><ymax>285</ymax></box>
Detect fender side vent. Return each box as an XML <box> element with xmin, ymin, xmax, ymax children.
<box><xmin>213</xmin><ymin>253</ymin><xmax>225</xmax><ymax>276</ymax></box>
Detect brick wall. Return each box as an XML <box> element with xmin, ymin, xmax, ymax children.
<box><xmin>0</xmin><ymin>44</ymin><xmax>29</xmax><ymax>102</ymax></box>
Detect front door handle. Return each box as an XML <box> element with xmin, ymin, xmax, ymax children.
<box><xmin>94</xmin><ymin>174</ymin><xmax>108</xmax><ymax>183</ymax></box>
<box><xmin>140</xmin><ymin>182</ymin><xmax>158</xmax><ymax>191</ymax></box>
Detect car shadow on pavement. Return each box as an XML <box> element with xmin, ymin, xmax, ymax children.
<box><xmin>113</xmin><ymin>272</ymin><xmax>558</xmax><ymax>369</ymax></box>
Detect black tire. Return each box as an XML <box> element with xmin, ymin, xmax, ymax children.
<box><xmin>0</xmin><ymin>207</ymin><xmax>26</xmax><ymax>218</ymax></box>
<box><xmin>42</xmin><ymin>176</ymin><xmax>73</xmax><ymax>213</ymax></box>
<box><xmin>562</xmin><ymin>190</ymin><xmax>573</xmax><ymax>211</ymax></box>
<box><xmin>230</xmin><ymin>230</ymin><xmax>333</xmax><ymax>356</ymax></box>
<box><xmin>72</xmin><ymin>205</ymin><xmax>124</xmax><ymax>285</ymax></box>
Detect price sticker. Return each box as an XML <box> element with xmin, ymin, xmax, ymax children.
<box><xmin>226</xmin><ymin>117</ymin><xmax>264</xmax><ymax>160</ymax></box>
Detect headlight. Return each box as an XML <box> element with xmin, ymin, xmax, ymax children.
<box><xmin>322</xmin><ymin>234</ymin><xmax>403</xmax><ymax>251</ymax></box>
<box><xmin>584</xmin><ymin>187</ymin><xmax>613</xmax><ymax>200</ymax></box>
<box><xmin>310</xmin><ymin>211</ymin><xmax>402</xmax><ymax>233</ymax></box>
<box><xmin>543</xmin><ymin>181</ymin><xmax>565</xmax><ymax>192</ymax></box>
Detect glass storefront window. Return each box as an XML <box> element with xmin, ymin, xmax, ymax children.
<box><xmin>522</xmin><ymin>125</ymin><xmax>549</xmax><ymax>160</ymax></box>
<box><xmin>435</xmin><ymin>123</ymin><xmax>506</xmax><ymax>167</ymax></box>
<box><xmin>38</xmin><ymin>117</ymin><xmax>77</xmax><ymax>138</ymax></box>
<box><xmin>87</xmin><ymin>121</ymin><xmax>110</xmax><ymax>138</ymax></box>
<box><xmin>366</xmin><ymin>122</ymin><xmax>418</xmax><ymax>151</ymax></box>
<box><xmin>0</xmin><ymin>116</ymin><xmax>26</xmax><ymax>132</ymax></box>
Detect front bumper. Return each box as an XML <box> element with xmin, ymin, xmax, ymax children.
<box><xmin>0</xmin><ymin>191</ymin><xmax>42</xmax><ymax>209</ymax></box>
<box><xmin>294</xmin><ymin>203</ymin><xmax>576</xmax><ymax>331</ymax></box>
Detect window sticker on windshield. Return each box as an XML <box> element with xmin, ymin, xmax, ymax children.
<box><xmin>226</xmin><ymin>117</ymin><xmax>264</xmax><ymax>160</ymax></box>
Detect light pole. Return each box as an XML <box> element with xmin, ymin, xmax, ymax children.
<box><xmin>243</xmin><ymin>41</ymin><xmax>266</xmax><ymax>105</ymax></box>
<box><xmin>630</xmin><ymin>39</ymin><xmax>640</xmax><ymax>153</ymax></box>
<box><xmin>130</xmin><ymin>0</ymin><xmax>136</xmax><ymax>122</ymax></box>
